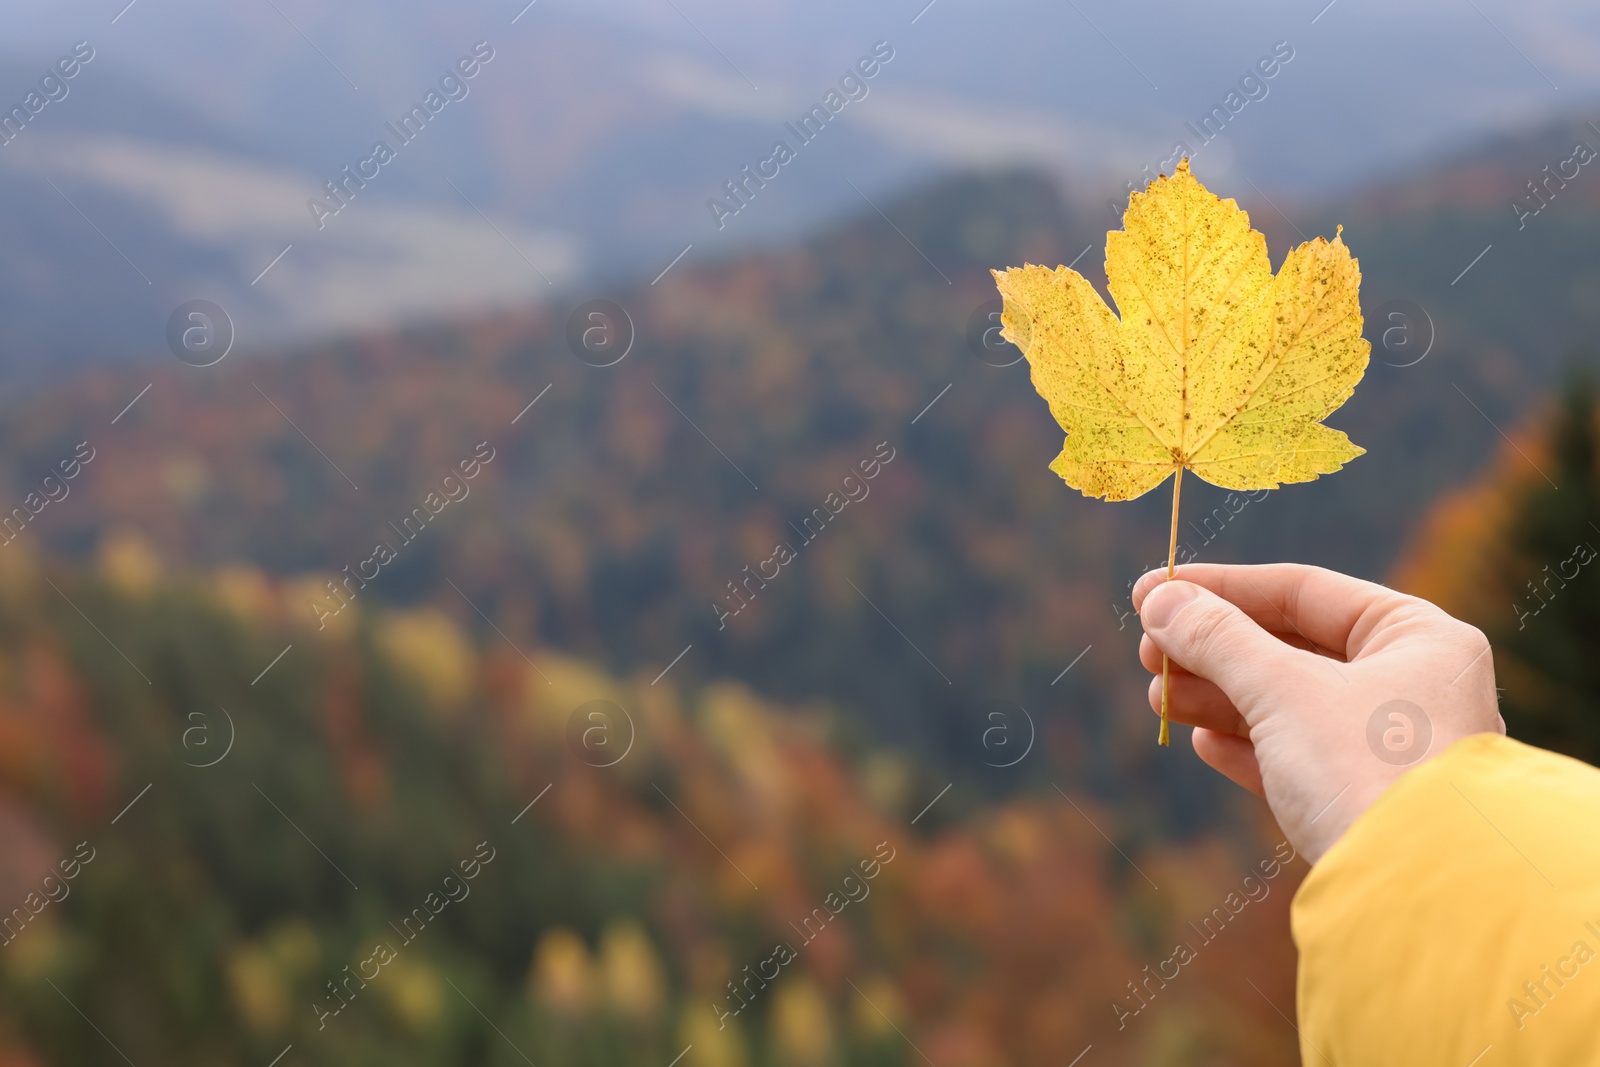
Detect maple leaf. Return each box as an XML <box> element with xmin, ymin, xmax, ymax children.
<box><xmin>992</xmin><ymin>159</ymin><xmax>1370</xmax><ymax>742</ymax></box>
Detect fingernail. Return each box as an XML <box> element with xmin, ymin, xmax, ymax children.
<box><xmin>1141</xmin><ymin>581</ymin><xmax>1201</xmax><ymax>630</ymax></box>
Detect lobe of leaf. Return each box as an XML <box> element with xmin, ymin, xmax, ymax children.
<box><xmin>992</xmin><ymin>159</ymin><xmax>1369</xmax><ymax>502</ymax></box>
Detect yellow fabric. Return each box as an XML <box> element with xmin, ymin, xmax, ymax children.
<box><xmin>1293</xmin><ymin>734</ymin><xmax>1600</xmax><ymax>1065</ymax></box>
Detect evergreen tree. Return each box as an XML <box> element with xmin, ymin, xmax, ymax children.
<box><xmin>1488</xmin><ymin>369</ymin><xmax>1600</xmax><ymax>763</ymax></box>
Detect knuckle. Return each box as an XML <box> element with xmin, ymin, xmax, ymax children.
<box><xmin>1448</xmin><ymin>618</ymin><xmax>1490</xmax><ymax>657</ymax></box>
<box><xmin>1179</xmin><ymin>600</ymin><xmax>1234</xmax><ymax>663</ymax></box>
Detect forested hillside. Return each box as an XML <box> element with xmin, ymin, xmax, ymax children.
<box><xmin>3</xmin><ymin>121</ymin><xmax>1600</xmax><ymax>821</ymax></box>
<box><xmin>0</xmin><ymin>546</ymin><xmax>1300</xmax><ymax>1066</ymax></box>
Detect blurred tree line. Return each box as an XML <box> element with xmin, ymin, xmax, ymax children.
<box><xmin>1399</xmin><ymin>363</ymin><xmax>1600</xmax><ymax>765</ymax></box>
<box><xmin>0</xmin><ymin>543</ymin><xmax>1300</xmax><ymax>1066</ymax></box>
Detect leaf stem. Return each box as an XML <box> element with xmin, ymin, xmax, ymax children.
<box><xmin>1160</xmin><ymin>464</ymin><xmax>1183</xmax><ymax>746</ymax></box>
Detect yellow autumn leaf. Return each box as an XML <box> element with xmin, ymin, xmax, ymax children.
<box><xmin>992</xmin><ymin>159</ymin><xmax>1370</xmax><ymax>743</ymax></box>
<box><xmin>992</xmin><ymin>158</ymin><xmax>1368</xmax><ymax>503</ymax></box>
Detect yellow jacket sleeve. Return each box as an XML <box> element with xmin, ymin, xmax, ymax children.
<box><xmin>1292</xmin><ymin>733</ymin><xmax>1600</xmax><ymax>1066</ymax></box>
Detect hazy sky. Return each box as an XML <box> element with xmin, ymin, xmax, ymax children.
<box><xmin>2</xmin><ymin>0</ymin><xmax>1594</xmax><ymax>193</ymax></box>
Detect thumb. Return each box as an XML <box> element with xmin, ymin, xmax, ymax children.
<box><xmin>1140</xmin><ymin>579</ymin><xmax>1297</xmax><ymax>705</ymax></box>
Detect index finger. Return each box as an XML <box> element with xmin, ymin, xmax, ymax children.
<box><xmin>1132</xmin><ymin>562</ymin><xmax>1410</xmax><ymax>659</ymax></box>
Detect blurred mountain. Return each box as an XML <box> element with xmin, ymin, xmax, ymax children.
<box><xmin>3</xmin><ymin>0</ymin><xmax>1600</xmax><ymax>381</ymax></box>
<box><xmin>3</xmin><ymin>113</ymin><xmax>1600</xmax><ymax>820</ymax></box>
<box><xmin>0</xmin><ymin>48</ymin><xmax>579</xmax><ymax>382</ymax></box>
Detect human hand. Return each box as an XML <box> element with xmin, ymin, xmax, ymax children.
<box><xmin>1133</xmin><ymin>563</ymin><xmax>1505</xmax><ymax>863</ymax></box>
